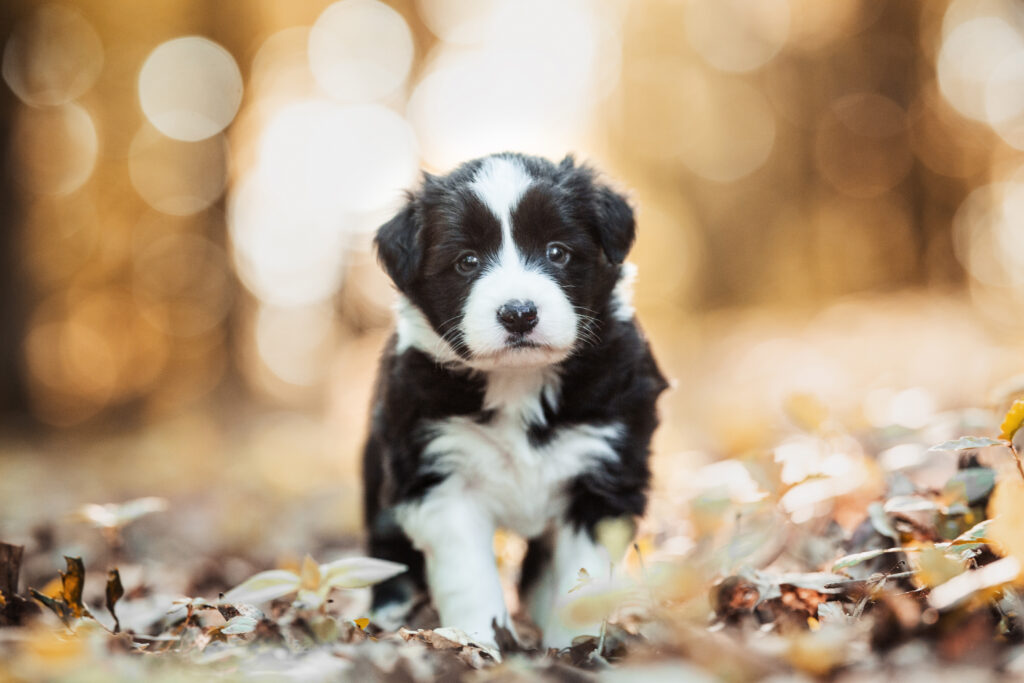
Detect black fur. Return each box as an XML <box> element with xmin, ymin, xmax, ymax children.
<box><xmin>363</xmin><ymin>152</ymin><xmax>667</xmax><ymax>621</ymax></box>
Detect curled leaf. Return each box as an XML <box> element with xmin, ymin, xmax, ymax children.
<box><xmin>928</xmin><ymin>556</ymin><xmax>1021</xmax><ymax>610</ymax></box>
<box><xmin>320</xmin><ymin>557</ymin><xmax>407</xmax><ymax>590</ymax></box>
<box><xmin>223</xmin><ymin>570</ymin><xmax>301</xmax><ymax>605</ymax></box>
<box><xmin>221</xmin><ymin>615</ymin><xmax>259</xmax><ymax>635</ymax></box>
<box><xmin>60</xmin><ymin>557</ymin><xmax>86</xmax><ymax>619</ymax></box>
<box><xmin>300</xmin><ymin>555</ymin><xmax>321</xmax><ymax>592</ymax></box>
<box><xmin>29</xmin><ymin>588</ymin><xmax>72</xmax><ymax>625</ymax></box>
<box><xmin>832</xmin><ymin>547</ymin><xmax>907</xmax><ymax>572</ymax></box>
<box><xmin>928</xmin><ymin>436</ymin><xmax>1009</xmax><ymax>453</ymax></box>
<box><xmin>76</xmin><ymin>497</ymin><xmax>168</xmax><ymax>529</ymax></box>
<box><xmin>106</xmin><ymin>569</ymin><xmax>124</xmax><ymax>634</ymax></box>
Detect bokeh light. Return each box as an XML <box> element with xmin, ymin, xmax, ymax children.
<box><xmin>937</xmin><ymin>15</ymin><xmax>1023</xmax><ymax>122</ymax></box>
<box><xmin>138</xmin><ymin>36</ymin><xmax>243</xmax><ymax>142</ymax></box>
<box><xmin>409</xmin><ymin>0</ymin><xmax>620</xmax><ymax>168</ymax></box>
<box><xmin>953</xmin><ymin>180</ymin><xmax>1024</xmax><ymax>293</ymax></box>
<box><xmin>619</xmin><ymin>65</ymin><xmax>775</xmax><ymax>182</ymax></box>
<box><xmin>229</xmin><ymin>170</ymin><xmax>348</xmax><ymax>308</ymax></box>
<box><xmin>984</xmin><ymin>51</ymin><xmax>1024</xmax><ymax>149</ymax></box>
<box><xmin>1</xmin><ymin>3</ymin><xmax>103</xmax><ymax>107</ymax></box>
<box><xmin>256</xmin><ymin>304</ymin><xmax>337</xmax><ymax>387</ymax></box>
<box><xmin>815</xmin><ymin>93</ymin><xmax>912</xmax><ymax>198</ymax></box>
<box><xmin>683</xmin><ymin>0</ymin><xmax>790</xmax><ymax>74</ymax></box>
<box><xmin>132</xmin><ymin>230</ymin><xmax>233</xmax><ymax>337</ymax></box>
<box><xmin>308</xmin><ymin>0</ymin><xmax>414</xmax><ymax>102</ymax></box>
<box><xmin>10</xmin><ymin>102</ymin><xmax>98</xmax><ymax>195</ymax></box>
<box><xmin>256</xmin><ymin>100</ymin><xmax>418</xmax><ymax>215</ymax></box>
<box><xmin>0</xmin><ymin>0</ymin><xmax>1021</xmax><ymax>476</ymax></box>
<box><xmin>129</xmin><ymin>125</ymin><xmax>229</xmax><ymax>216</ymax></box>
<box><xmin>415</xmin><ymin>0</ymin><xmax>502</xmax><ymax>45</ymax></box>
<box><xmin>785</xmin><ymin>0</ymin><xmax>882</xmax><ymax>51</ymax></box>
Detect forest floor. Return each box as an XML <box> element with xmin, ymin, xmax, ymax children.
<box><xmin>4</xmin><ymin>298</ymin><xmax>1024</xmax><ymax>681</ymax></box>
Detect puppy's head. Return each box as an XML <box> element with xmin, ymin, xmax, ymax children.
<box><xmin>376</xmin><ymin>153</ymin><xmax>634</xmax><ymax>370</ymax></box>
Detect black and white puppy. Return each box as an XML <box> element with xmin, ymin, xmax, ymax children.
<box><xmin>363</xmin><ymin>152</ymin><xmax>667</xmax><ymax>649</ymax></box>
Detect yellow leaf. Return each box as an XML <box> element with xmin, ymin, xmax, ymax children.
<box><xmin>300</xmin><ymin>555</ymin><xmax>321</xmax><ymax>592</ymax></box>
<box><xmin>354</xmin><ymin>617</ymin><xmax>369</xmax><ymax>630</ymax></box>
<box><xmin>913</xmin><ymin>546</ymin><xmax>964</xmax><ymax>588</ymax></box>
<box><xmin>38</xmin><ymin>576</ymin><xmax>63</xmax><ymax>599</ymax></box>
<box><xmin>988</xmin><ymin>478</ymin><xmax>1024</xmax><ymax>565</ymax></box>
<box><xmin>59</xmin><ymin>557</ymin><xmax>86</xmax><ymax>618</ymax></box>
<box><xmin>786</xmin><ymin>627</ymin><xmax>848</xmax><ymax>676</ymax></box>
<box><xmin>1000</xmin><ymin>398</ymin><xmax>1024</xmax><ymax>442</ymax></box>
<box><xmin>594</xmin><ymin>517</ymin><xmax>636</xmax><ymax>564</ymax></box>
<box><xmin>784</xmin><ymin>392</ymin><xmax>829</xmax><ymax>433</ymax></box>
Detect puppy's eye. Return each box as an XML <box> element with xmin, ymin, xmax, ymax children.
<box><xmin>455</xmin><ymin>252</ymin><xmax>481</xmax><ymax>275</ymax></box>
<box><xmin>546</xmin><ymin>242</ymin><xmax>570</xmax><ymax>266</ymax></box>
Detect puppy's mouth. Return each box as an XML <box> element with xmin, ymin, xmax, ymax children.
<box><xmin>505</xmin><ymin>336</ymin><xmax>541</xmax><ymax>350</ymax></box>
<box><xmin>467</xmin><ymin>338</ymin><xmax>573</xmax><ymax>370</ymax></box>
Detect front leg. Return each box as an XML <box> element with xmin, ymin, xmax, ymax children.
<box><xmin>529</xmin><ymin>522</ymin><xmax>614</xmax><ymax>649</ymax></box>
<box><xmin>397</xmin><ymin>489</ymin><xmax>510</xmax><ymax>649</ymax></box>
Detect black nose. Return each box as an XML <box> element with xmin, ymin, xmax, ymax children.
<box><xmin>497</xmin><ymin>300</ymin><xmax>538</xmax><ymax>334</ymax></box>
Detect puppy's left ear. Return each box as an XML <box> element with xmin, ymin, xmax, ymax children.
<box><xmin>375</xmin><ymin>200</ymin><xmax>422</xmax><ymax>292</ymax></box>
<box><xmin>592</xmin><ymin>184</ymin><xmax>635</xmax><ymax>265</ymax></box>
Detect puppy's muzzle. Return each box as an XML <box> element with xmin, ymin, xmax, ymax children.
<box><xmin>496</xmin><ymin>299</ymin><xmax>538</xmax><ymax>335</ymax></box>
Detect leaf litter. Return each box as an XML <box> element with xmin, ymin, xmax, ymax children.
<box><xmin>4</xmin><ymin>394</ymin><xmax>1024</xmax><ymax>679</ymax></box>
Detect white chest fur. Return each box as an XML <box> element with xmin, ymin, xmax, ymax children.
<box><xmin>399</xmin><ymin>368</ymin><xmax>621</xmax><ymax>540</ymax></box>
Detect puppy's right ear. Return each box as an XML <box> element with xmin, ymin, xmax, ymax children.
<box><xmin>375</xmin><ymin>200</ymin><xmax>422</xmax><ymax>292</ymax></box>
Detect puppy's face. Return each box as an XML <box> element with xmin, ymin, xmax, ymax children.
<box><xmin>377</xmin><ymin>154</ymin><xmax>635</xmax><ymax>370</ymax></box>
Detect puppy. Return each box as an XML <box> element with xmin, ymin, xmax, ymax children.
<box><xmin>363</xmin><ymin>152</ymin><xmax>666</xmax><ymax>649</ymax></box>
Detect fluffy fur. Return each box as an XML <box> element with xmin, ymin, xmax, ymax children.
<box><xmin>363</xmin><ymin>153</ymin><xmax>667</xmax><ymax>649</ymax></box>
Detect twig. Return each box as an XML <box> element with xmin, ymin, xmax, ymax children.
<box><xmin>1011</xmin><ymin>444</ymin><xmax>1024</xmax><ymax>484</ymax></box>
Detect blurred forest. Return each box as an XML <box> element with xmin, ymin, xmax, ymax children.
<box><xmin>4</xmin><ymin>0</ymin><xmax>1024</xmax><ymax>679</ymax></box>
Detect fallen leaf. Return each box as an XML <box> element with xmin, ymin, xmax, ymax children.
<box><xmin>221</xmin><ymin>615</ymin><xmax>259</xmax><ymax>635</ymax></box>
<box><xmin>943</xmin><ymin>468</ymin><xmax>996</xmax><ymax>505</ymax></box>
<box><xmin>222</xmin><ymin>570</ymin><xmax>301</xmax><ymax>604</ymax></box>
<box><xmin>988</xmin><ymin>478</ymin><xmax>1024</xmax><ymax>565</ymax></box>
<box><xmin>784</xmin><ymin>392</ymin><xmax>829</xmax><ymax>432</ymax></box>
<box><xmin>832</xmin><ymin>547</ymin><xmax>906</xmax><ymax>572</ymax></box>
<box><xmin>929</xmin><ymin>556</ymin><xmax>1022</xmax><ymax>610</ymax></box>
<box><xmin>928</xmin><ymin>436</ymin><xmax>1009</xmax><ymax>453</ymax></box>
<box><xmin>914</xmin><ymin>546</ymin><xmax>964</xmax><ymax>588</ymax></box>
<box><xmin>76</xmin><ymin>497</ymin><xmax>168</xmax><ymax>529</ymax></box>
<box><xmin>320</xmin><ymin>556</ymin><xmax>407</xmax><ymax>589</ymax></box>
<box><xmin>29</xmin><ymin>588</ymin><xmax>72</xmax><ymax>625</ymax></box>
<box><xmin>105</xmin><ymin>569</ymin><xmax>124</xmax><ymax>634</ymax></box>
<box><xmin>59</xmin><ymin>557</ymin><xmax>86</xmax><ymax>619</ymax></box>
<box><xmin>299</xmin><ymin>555</ymin><xmax>320</xmax><ymax>592</ymax></box>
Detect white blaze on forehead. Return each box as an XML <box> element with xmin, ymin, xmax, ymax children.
<box><xmin>460</xmin><ymin>155</ymin><xmax>578</xmax><ymax>367</ymax></box>
<box><xmin>469</xmin><ymin>156</ymin><xmax>534</xmax><ymax>239</ymax></box>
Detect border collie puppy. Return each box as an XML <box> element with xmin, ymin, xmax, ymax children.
<box><xmin>363</xmin><ymin>152</ymin><xmax>666</xmax><ymax>649</ymax></box>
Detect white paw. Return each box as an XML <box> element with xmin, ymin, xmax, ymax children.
<box><xmin>542</xmin><ymin>622</ymin><xmax>599</xmax><ymax>650</ymax></box>
<box><xmin>434</xmin><ymin>626</ymin><xmax>503</xmax><ymax>662</ymax></box>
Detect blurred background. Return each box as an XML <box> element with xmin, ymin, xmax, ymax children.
<box><xmin>2</xmin><ymin>0</ymin><xmax>1024</xmax><ymax>564</ymax></box>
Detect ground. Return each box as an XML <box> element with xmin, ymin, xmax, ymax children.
<box><xmin>3</xmin><ymin>296</ymin><xmax>1024</xmax><ymax>681</ymax></box>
